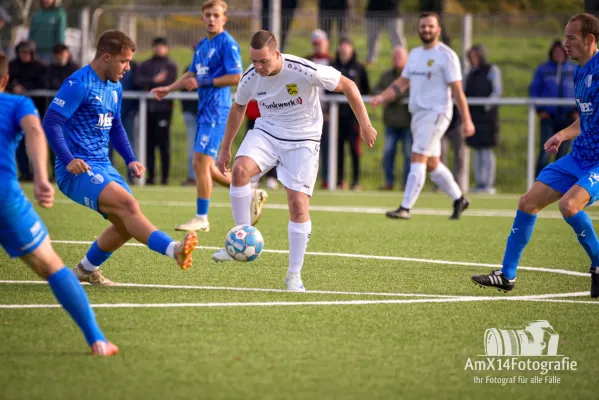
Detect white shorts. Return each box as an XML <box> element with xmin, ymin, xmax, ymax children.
<box><xmin>236</xmin><ymin>129</ymin><xmax>320</xmax><ymax>196</ymax></box>
<box><xmin>410</xmin><ymin>110</ymin><xmax>452</xmax><ymax>157</ymax></box>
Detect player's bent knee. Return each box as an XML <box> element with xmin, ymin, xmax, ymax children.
<box><xmin>518</xmin><ymin>194</ymin><xmax>540</xmax><ymax>214</ymax></box>
<box><xmin>232</xmin><ymin>162</ymin><xmax>252</xmax><ymax>184</ymax></box>
<box><xmin>558</xmin><ymin>197</ymin><xmax>583</xmax><ymax>218</ymax></box>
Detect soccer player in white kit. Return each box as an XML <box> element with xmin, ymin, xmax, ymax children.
<box><xmin>371</xmin><ymin>12</ymin><xmax>475</xmax><ymax>220</ymax></box>
<box><xmin>213</xmin><ymin>30</ymin><xmax>377</xmax><ymax>291</ymax></box>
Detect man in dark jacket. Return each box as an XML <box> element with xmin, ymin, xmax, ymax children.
<box><xmin>529</xmin><ymin>39</ymin><xmax>577</xmax><ymax>176</ymax></box>
<box><xmin>366</xmin><ymin>0</ymin><xmax>406</xmax><ymax>65</ymax></box>
<box><xmin>331</xmin><ymin>36</ymin><xmax>370</xmax><ymax>190</ymax></box>
<box><xmin>8</xmin><ymin>40</ymin><xmax>46</xmax><ymax>181</ymax></box>
<box><xmin>135</xmin><ymin>37</ymin><xmax>177</xmax><ymax>185</ymax></box>
<box><xmin>45</xmin><ymin>43</ymin><xmax>79</xmax><ymax>90</ymax></box>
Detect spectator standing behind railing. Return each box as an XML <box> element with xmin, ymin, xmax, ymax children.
<box><xmin>365</xmin><ymin>0</ymin><xmax>406</xmax><ymax>66</ymax></box>
<box><xmin>45</xmin><ymin>44</ymin><xmax>79</xmax><ymax>90</ymax></box>
<box><xmin>181</xmin><ymin>61</ymin><xmax>199</xmax><ymax>186</ymax></box>
<box><xmin>134</xmin><ymin>37</ymin><xmax>177</xmax><ymax>185</ymax></box>
<box><xmin>305</xmin><ymin>29</ymin><xmax>332</xmax><ymax>189</ymax></box>
<box><xmin>261</xmin><ymin>0</ymin><xmax>297</xmax><ymax>52</ymax></box>
<box><xmin>373</xmin><ymin>46</ymin><xmax>411</xmax><ymax>191</ymax></box>
<box><xmin>331</xmin><ymin>36</ymin><xmax>370</xmax><ymax>190</ymax></box>
<box><xmin>318</xmin><ymin>0</ymin><xmax>347</xmax><ymax>43</ymax></box>
<box><xmin>28</xmin><ymin>0</ymin><xmax>66</xmax><ymax>65</ymax></box>
<box><xmin>530</xmin><ymin>39</ymin><xmax>577</xmax><ymax>177</ymax></box>
<box><xmin>8</xmin><ymin>40</ymin><xmax>47</xmax><ymax>182</ymax></box>
<box><xmin>464</xmin><ymin>45</ymin><xmax>502</xmax><ymax>194</ymax></box>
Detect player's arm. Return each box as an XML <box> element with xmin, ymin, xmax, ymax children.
<box><xmin>21</xmin><ymin>114</ymin><xmax>54</xmax><ymax>208</ymax></box>
<box><xmin>151</xmin><ymin>71</ymin><xmax>196</xmax><ymax>98</ymax></box>
<box><xmin>449</xmin><ymin>80</ymin><xmax>475</xmax><ymax>137</ymax></box>
<box><xmin>217</xmin><ymin>101</ymin><xmax>248</xmax><ymax>173</ymax></box>
<box><xmin>333</xmin><ymin>75</ymin><xmax>377</xmax><ymax>148</ymax></box>
<box><xmin>213</xmin><ymin>74</ymin><xmax>242</xmax><ymax>87</ymax></box>
<box><xmin>545</xmin><ymin>118</ymin><xmax>581</xmax><ymax>154</ymax></box>
<box><xmin>370</xmin><ymin>76</ymin><xmax>409</xmax><ymax>107</ymax></box>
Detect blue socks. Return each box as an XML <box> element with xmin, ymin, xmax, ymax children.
<box><xmin>47</xmin><ymin>267</ymin><xmax>105</xmax><ymax>346</ymax></box>
<box><xmin>564</xmin><ymin>210</ymin><xmax>599</xmax><ymax>267</ymax></box>
<box><xmin>81</xmin><ymin>241</ymin><xmax>112</xmax><ymax>271</ymax></box>
<box><xmin>196</xmin><ymin>198</ymin><xmax>210</xmax><ymax>217</ymax></box>
<box><xmin>501</xmin><ymin>210</ymin><xmax>537</xmax><ymax>280</ymax></box>
<box><xmin>148</xmin><ymin>230</ymin><xmax>175</xmax><ymax>256</ymax></box>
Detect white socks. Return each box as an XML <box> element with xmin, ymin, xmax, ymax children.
<box><xmin>166</xmin><ymin>242</ymin><xmax>176</xmax><ymax>259</ymax></box>
<box><xmin>288</xmin><ymin>220</ymin><xmax>311</xmax><ymax>275</ymax></box>
<box><xmin>230</xmin><ymin>183</ymin><xmax>252</xmax><ymax>226</ymax></box>
<box><xmin>80</xmin><ymin>256</ymin><xmax>99</xmax><ymax>272</ymax></box>
<box><xmin>430</xmin><ymin>162</ymin><xmax>463</xmax><ymax>201</ymax></box>
<box><xmin>401</xmin><ymin>163</ymin><xmax>427</xmax><ymax>210</ymax></box>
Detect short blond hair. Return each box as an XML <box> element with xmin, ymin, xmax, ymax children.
<box><xmin>201</xmin><ymin>0</ymin><xmax>227</xmax><ymax>14</ymax></box>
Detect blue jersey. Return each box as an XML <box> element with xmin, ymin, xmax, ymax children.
<box><xmin>0</xmin><ymin>93</ymin><xmax>39</xmax><ymax>185</ymax></box>
<box><xmin>189</xmin><ymin>31</ymin><xmax>243</xmax><ymax>125</ymax></box>
<box><xmin>573</xmin><ymin>52</ymin><xmax>599</xmax><ymax>164</ymax></box>
<box><xmin>47</xmin><ymin>65</ymin><xmax>122</xmax><ymax>165</ymax></box>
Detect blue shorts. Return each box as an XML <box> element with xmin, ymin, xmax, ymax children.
<box><xmin>537</xmin><ymin>154</ymin><xmax>599</xmax><ymax>205</ymax></box>
<box><xmin>56</xmin><ymin>162</ymin><xmax>132</xmax><ymax>216</ymax></box>
<box><xmin>0</xmin><ymin>184</ymin><xmax>48</xmax><ymax>258</ymax></box>
<box><xmin>194</xmin><ymin>123</ymin><xmax>226</xmax><ymax>159</ymax></box>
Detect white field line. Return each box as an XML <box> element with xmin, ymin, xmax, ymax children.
<box><xmin>0</xmin><ymin>292</ymin><xmax>595</xmax><ymax>309</ymax></box>
<box><xmin>49</xmin><ymin>240</ymin><xmax>591</xmax><ymax>278</ymax></box>
<box><xmin>53</xmin><ymin>199</ymin><xmax>598</xmax><ymax>219</ymax></box>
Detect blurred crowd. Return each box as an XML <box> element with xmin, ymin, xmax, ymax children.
<box><xmin>7</xmin><ymin>0</ymin><xmax>583</xmax><ymax>193</ymax></box>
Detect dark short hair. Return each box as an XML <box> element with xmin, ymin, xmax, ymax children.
<box><xmin>418</xmin><ymin>12</ymin><xmax>442</xmax><ymax>27</ymax></box>
<box><xmin>94</xmin><ymin>30</ymin><xmax>136</xmax><ymax>58</ymax></box>
<box><xmin>250</xmin><ymin>30</ymin><xmax>278</xmax><ymax>51</ymax></box>
<box><xmin>568</xmin><ymin>13</ymin><xmax>599</xmax><ymax>43</ymax></box>
<box><xmin>53</xmin><ymin>43</ymin><xmax>69</xmax><ymax>54</ymax></box>
<box><xmin>152</xmin><ymin>37</ymin><xmax>168</xmax><ymax>47</ymax></box>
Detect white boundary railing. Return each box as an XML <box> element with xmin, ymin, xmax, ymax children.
<box><xmin>28</xmin><ymin>89</ymin><xmax>575</xmax><ymax>190</ymax></box>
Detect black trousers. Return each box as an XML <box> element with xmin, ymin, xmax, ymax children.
<box><xmin>146</xmin><ymin>111</ymin><xmax>172</xmax><ymax>185</ymax></box>
<box><xmin>337</xmin><ymin>117</ymin><xmax>360</xmax><ymax>187</ymax></box>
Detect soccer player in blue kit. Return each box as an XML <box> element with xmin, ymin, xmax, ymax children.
<box><xmin>0</xmin><ymin>53</ymin><xmax>118</xmax><ymax>355</ymax></box>
<box><xmin>472</xmin><ymin>13</ymin><xmax>599</xmax><ymax>298</ymax></box>
<box><xmin>43</xmin><ymin>30</ymin><xmax>198</xmax><ymax>286</ymax></box>
<box><xmin>152</xmin><ymin>0</ymin><xmax>267</xmax><ymax>233</ymax></box>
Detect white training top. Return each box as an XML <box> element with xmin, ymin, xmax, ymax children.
<box><xmin>235</xmin><ymin>54</ymin><xmax>342</xmax><ymax>141</ymax></box>
<box><xmin>401</xmin><ymin>42</ymin><xmax>462</xmax><ymax>115</ymax></box>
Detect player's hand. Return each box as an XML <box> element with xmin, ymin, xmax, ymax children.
<box><xmin>128</xmin><ymin>161</ymin><xmax>145</xmax><ymax>179</ymax></box>
<box><xmin>67</xmin><ymin>159</ymin><xmax>91</xmax><ymax>175</ymax></box>
<box><xmin>462</xmin><ymin>120</ymin><xmax>476</xmax><ymax>137</ymax></box>
<box><xmin>544</xmin><ymin>133</ymin><xmax>563</xmax><ymax>154</ymax></box>
<box><xmin>370</xmin><ymin>95</ymin><xmax>384</xmax><ymax>108</ymax></box>
<box><xmin>153</xmin><ymin>71</ymin><xmax>168</xmax><ymax>84</ymax></box>
<box><xmin>34</xmin><ymin>179</ymin><xmax>54</xmax><ymax>208</ymax></box>
<box><xmin>360</xmin><ymin>125</ymin><xmax>377</xmax><ymax>148</ymax></box>
<box><xmin>184</xmin><ymin>77</ymin><xmax>198</xmax><ymax>91</ymax></box>
<box><xmin>217</xmin><ymin>148</ymin><xmax>232</xmax><ymax>175</ymax></box>
<box><xmin>150</xmin><ymin>86</ymin><xmax>170</xmax><ymax>100</ymax></box>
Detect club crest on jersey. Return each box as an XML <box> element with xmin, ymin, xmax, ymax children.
<box><xmin>286</xmin><ymin>83</ymin><xmax>299</xmax><ymax>96</ymax></box>
<box><xmin>112</xmin><ymin>90</ymin><xmax>118</xmax><ymax>104</ymax></box>
<box><xmin>427</xmin><ymin>59</ymin><xmax>434</xmax><ymax>67</ymax></box>
<box><xmin>586</xmin><ymin>74</ymin><xmax>593</xmax><ymax>87</ymax></box>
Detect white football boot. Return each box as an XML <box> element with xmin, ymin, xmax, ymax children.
<box><xmin>251</xmin><ymin>189</ymin><xmax>268</xmax><ymax>225</ymax></box>
<box><xmin>285</xmin><ymin>274</ymin><xmax>306</xmax><ymax>292</ymax></box>
<box><xmin>175</xmin><ymin>216</ymin><xmax>210</xmax><ymax>232</ymax></box>
<box><xmin>212</xmin><ymin>248</ymin><xmax>233</xmax><ymax>262</ymax></box>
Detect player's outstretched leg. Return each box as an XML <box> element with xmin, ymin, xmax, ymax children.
<box><xmin>472</xmin><ymin>182</ymin><xmax>560</xmax><ymax>292</ymax></box>
<box><xmin>98</xmin><ymin>183</ymin><xmax>198</xmax><ymax>270</ymax></box>
<box><xmin>285</xmin><ymin>189</ymin><xmax>311</xmax><ymax>292</ymax></box>
<box><xmin>559</xmin><ymin>185</ymin><xmax>599</xmax><ymax>298</ymax></box>
<box><xmin>22</xmin><ymin>237</ymin><xmax>118</xmax><ymax>356</ymax></box>
<box><xmin>428</xmin><ymin>160</ymin><xmax>470</xmax><ymax>220</ymax></box>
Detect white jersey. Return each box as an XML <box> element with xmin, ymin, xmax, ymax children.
<box><xmin>401</xmin><ymin>42</ymin><xmax>462</xmax><ymax>115</ymax></box>
<box><xmin>235</xmin><ymin>54</ymin><xmax>341</xmax><ymax>141</ymax></box>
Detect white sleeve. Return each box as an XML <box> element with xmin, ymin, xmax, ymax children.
<box><xmin>234</xmin><ymin>77</ymin><xmax>253</xmax><ymax>106</ymax></box>
<box><xmin>445</xmin><ymin>52</ymin><xmax>462</xmax><ymax>83</ymax></box>
<box><xmin>313</xmin><ymin>64</ymin><xmax>342</xmax><ymax>91</ymax></box>
<box><xmin>400</xmin><ymin>66</ymin><xmax>409</xmax><ymax>79</ymax></box>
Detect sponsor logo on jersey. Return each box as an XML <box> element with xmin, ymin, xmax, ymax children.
<box><xmin>257</xmin><ymin>91</ymin><xmax>267</xmax><ymax>96</ymax></box>
<box><xmin>427</xmin><ymin>59</ymin><xmax>434</xmax><ymax>67</ymax></box>
<box><xmin>262</xmin><ymin>97</ymin><xmax>303</xmax><ymax>109</ymax></box>
<box><xmin>286</xmin><ymin>83</ymin><xmax>299</xmax><ymax>96</ymax></box>
<box><xmin>97</xmin><ymin>112</ymin><xmax>113</xmax><ymax>128</ymax></box>
<box><xmin>196</xmin><ymin>64</ymin><xmax>210</xmax><ymax>76</ymax></box>
<box><xmin>52</xmin><ymin>98</ymin><xmax>65</xmax><ymax>107</ymax></box>
<box><xmin>576</xmin><ymin>98</ymin><xmax>593</xmax><ymax>114</ymax></box>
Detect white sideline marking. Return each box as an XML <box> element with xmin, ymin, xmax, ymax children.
<box><xmin>0</xmin><ymin>292</ymin><xmax>594</xmax><ymax>309</ymax></box>
<box><xmin>529</xmin><ymin>299</ymin><xmax>599</xmax><ymax>305</ymax></box>
<box><xmin>49</xmin><ymin>240</ymin><xmax>591</xmax><ymax>278</ymax></box>
<box><xmin>53</xmin><ymin>199</ymin><xmax>597</xmax><ymax>219</ymax></box>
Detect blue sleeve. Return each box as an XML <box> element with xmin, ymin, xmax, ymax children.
<box><xmin>15</xmin><ymin>97</ymin><xmax>40</xmax><ymax>126</ymax></box>
<box><xmin>223</xmin><ymin>39</ymin><xmax>243</xmax><ymax>75</ymax></box>
<box><xmin>109</xmin><ymin>117</ymin><xmax>136</xmax><ymax>165</ymax></box>
<box><xmin>42</xmin><ymin>109</ymin><xmax>75</xmax><ymax>165</ymax></box>
<box><xmin>48</xmin><ymin>78</ymin><xmax>86</xmax><ymax>119</ymax></box>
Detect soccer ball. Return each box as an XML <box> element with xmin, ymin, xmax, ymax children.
<box><xmin>225</xmin><ymin>225</ymin><xmax>264</xmax><ymax>262</ymax></box>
